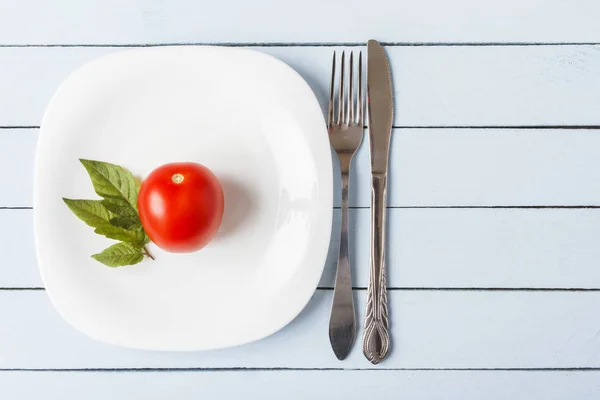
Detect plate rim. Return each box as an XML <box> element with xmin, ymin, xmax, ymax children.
<box><xmin>33</xmin><ymin>45</ymin><xmax>333</xmax><ymax>351</ymax></box>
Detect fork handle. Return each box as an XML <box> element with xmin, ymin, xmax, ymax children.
<box><xmin>363</xmin><ymin>173</ymin><xmax>390</xmax><ymax>364</ymax></box>
<box><xmin>329</xmin><ymin>164</ymin><xmax>356</xmax><ymax>360</ymax></box>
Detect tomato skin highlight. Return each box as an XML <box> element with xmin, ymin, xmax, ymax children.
<box><xmin>138</xmin><ymin>162</ymin><xmax>224</xmax><ymax>253</ymax></box>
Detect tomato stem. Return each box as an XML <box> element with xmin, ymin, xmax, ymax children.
<box><xmin>172</xmin><ymin>173</ymin><xmax>184</xmax><ymax>184</ymax></box>
<box><xmin>143</xmin><ymin>246</ymin><xmax>155</xmax><ymax>260</ymax></box>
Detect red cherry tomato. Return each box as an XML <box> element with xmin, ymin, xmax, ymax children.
<box><xmin>138</xmin><ymin>162</ymin><xmax>224</xmax><ymax>253</ymax></box>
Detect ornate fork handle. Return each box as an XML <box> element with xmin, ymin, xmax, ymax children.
<box><xmin>363</xmin><ymin>173</ymin><xmax>389</xmax><ymax>364</ymax></box>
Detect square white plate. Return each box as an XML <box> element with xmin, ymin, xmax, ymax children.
<box><xmin>34</xmin><ymin>46</ymin><xmax>332</xmax><ymax>351</ymax></box>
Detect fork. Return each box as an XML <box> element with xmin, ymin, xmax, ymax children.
<box><xmin>327</xmin><ymin>51</ymin><xmax>364</xmax><ymax>360</ymax></box>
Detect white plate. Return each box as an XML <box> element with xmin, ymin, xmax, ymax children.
<box><xmin>34</xmin><ymin>46</ymin><xmax>332</xmax><ymax>351</ymax></box>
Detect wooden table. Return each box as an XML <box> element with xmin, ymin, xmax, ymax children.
<box><xmin>2</xmin><ymin>1</ymin><xmax>600</xmax><ymax>398</ymax></box>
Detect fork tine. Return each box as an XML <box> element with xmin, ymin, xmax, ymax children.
<box><xmin>358</xmin><ymin>51</ymin><xmax>363</xmax><ymax>126</ymax></box>
<box><xmin>338</xmin><ymin>51</ymin><xmax>345</xmax><ymax>125</ymax></box>
<box><xmin>328</xmin><ymin>52</ymin><xmax>336</xmax><ymax>129</ymax></box>
<box><xmin>349</xmin><ymin>52</ymin><xmax>354</xmax><ymax>124</ymax></box>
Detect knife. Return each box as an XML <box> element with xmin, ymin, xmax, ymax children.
<box><xmin>363</xmin><ymin>39</ymin><xmax>393</xmax><ymax>364</ymax></box>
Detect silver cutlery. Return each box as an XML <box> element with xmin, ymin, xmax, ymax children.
<box><xmin>327</xmin><ymin>51</ymin><xmax>364</xmax><ymax>360</ymax></box>
<box><xmin>363</xmin><ymin>39</ymin><xmax>393</xmax><ymax>364</ymax></box>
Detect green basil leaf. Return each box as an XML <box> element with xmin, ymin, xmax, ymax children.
<box><xmin>62</xmin><ymin>198</ymin><xmax>114</xmax><ymax>229</ymax></box>
<box><xmin>93</xmin><ymin>226</ymin><xmax>146</xmax><ymax>246</ymax></box>
<box><xmin>80</xmin><ymin>159</ymin><xmax>139</xmax><ymax>212</ymax></box>
<box><xmin>110</xmin><ymin>216</ymin><xmax>142</xmax><ymax>231</ymax></box>
<box><xmin>66</xmin><ymin>160</ymin><xmax>154</xmax><ymax>268</ymax></box>
<box><xmin>91</xmin><ymin>242</ymin><xmax>144</xmax><ymax>267</ymax></box>
<box><xmin>142</xmin><ymin>231</ymin><xmax>151</xmax><ymax>245</ymax></box>
<box><xmin>101</xmin><ymin>198</ymin><xmax>138</xmax><ymax>217</ymax></box>
<box><xmin>64</xmin><ymin>198</ymin><xmax>146</xmax><ymax>245</ymax></box>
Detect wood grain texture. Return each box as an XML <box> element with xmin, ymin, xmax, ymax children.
<box><xmin>2</xmin><ymin>370</ymin><xmax>600</xmax><ymax>400</ymax></box>
<box><xmin>2</xmin><ymin>46</ymin><xmax>600</xmax><ymax>127</ymax></box>
<box><xmin>0</xmin><ymin>0</ymin><xmax>599</xmax><ymax>45</ymax></box>
<box><xmin>1</xmin><ymin>290</ymin><xmax>600</xmax><ymax>369</ymax></box>
<box><xmin>5</xmin><ymin>128</ymin><xmax>600</xmax><ymax>207</ymax></box>
<box><xmin>5</xmin><ymin>207</ymin><xmax>600</xmax><ymax>289</ymax></box>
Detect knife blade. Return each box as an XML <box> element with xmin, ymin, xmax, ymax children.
<box><xmin>367</xmin><ymin>40</ymin><xmax>393</xmax><ymax>175</ymax></box>
<box><xmin>363</xmin><ymin>39</ymin><xmax>393</xmax><ymax>364</ymax></box>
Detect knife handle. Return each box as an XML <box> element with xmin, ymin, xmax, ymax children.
<box><xmin>363</xmin><ymin>173</ymin><xmax>390</xmax><ymax>364</ymax></box>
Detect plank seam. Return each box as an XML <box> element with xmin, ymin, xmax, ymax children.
<box><xmin>3</xmin><ymin>125</ymin><xmax>600</xmax><ymax>130</ymax></box>
<box><xmin>1</xmin><ymin>367</ymin><xmax>599</xmax><ymax>372</ymax></box>
<box><xmin>319</xmin><ymin>287</ymin><xmax>600</xmax><ymax>292</ymax></box>
<box><xmin>4</xmin><ymin>287</ymin><xmax>600</xmax><ymax>292</ymax></box>
<box><xmin>393</xmin><ymin>125</ymin><xmax>600</xmax><ymax>130</ymax></box>
<box><xmin>350</xmin><ymin>206</ymin><xmax>600</xmax><ymax>209</ymax></box>
<box><xmin>1</xmin><ymin>42</ymin><xmax>600</xmax><ymax>48</ymax></box>
<box><xmin>0</xmin><ymin>126</ymin><xmax>38</xmax><ymax>130</ymax></box>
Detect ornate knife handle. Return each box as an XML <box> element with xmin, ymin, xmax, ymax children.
<box><xmin>362</xmin><ymin>173</ymin><xmax>389</xmax><ymax>364</ymax></box>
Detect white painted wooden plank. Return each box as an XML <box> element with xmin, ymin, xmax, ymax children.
<box><xmin>0</xmin><ymin>129</ymin><xmax>36</xmax><ymax>207</ymax></box>
<box><xmin>322</xmin><ymin>208</ymin><xmax>600</xmax><ymax>289</ymax></box>
<box><xmin>1</xmin><ymin>0</ymin><xmax>599</xmax><ymax>45</ymax></box>
<box><xmin>5</xmin><ymin>208</ymin><xmax>600</xmax><ymax>289</ymax></box>
<box><xmin>2</xmin><ymin>46</ymin><xmax>600</xmax><ymax>127</ymax></box>
<box><xmin>0</xmin><ymin>48</ymin><xmax>117</xmax><ymax>127</ymax></box>
<box><xmin>2</xmin><ymin>370</ymin><xmax>600</xmax><ymax>400</ymax></box>
<box><xmin>344</xmin><ymin>128</ymin><xmax>600</xmax><ymax>207</ymax></box>
<box><xmin>1</xmin><ymin>290</ymin><xmax>600</xmax><ymax>369</ymax></box>
<box><xmin>0</xmin><ymin>211</ymin><xmax>42</xmax><ymax>287</ymax></box>
<box><xmin>5</xmin><ymin>128</ymin><xmax>600</xmax><ymax>207</ymax></box>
